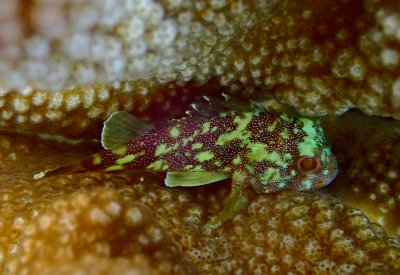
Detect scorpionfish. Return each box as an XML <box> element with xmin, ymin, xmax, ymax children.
<box><xmin>35</xmin><ymin>97</ymin><xmax>338</xmax><ymax>228</ymax></box>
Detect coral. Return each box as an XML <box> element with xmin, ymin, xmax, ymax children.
<box><xmin>7</xmin><ymin>188</ymin><xmax>196</xmax><ymax>275</ymax></box>
<box><xmin>0</xmin><ymin>81</ymin><xmax>206</xmax><ymax>138</ymax></box>
<box><xmin>0</xmin><ymin>132</ymin><xmax>100</xmax><ymax>270</ymax></box>
<box><xmin>0</xmin><ymin>0</ymin><xmax>399</xmax><ymax>139</ymax></box>
<box><xmin>0</xmin><ymin>0</ymin><xmax>181</xmax><ymax>90</ymax></box>
<box><xmin>228</xmin><ymin>0</ymin><xmax>400</xmax><ymax>118</ymax></box>
<box><xmin>0</xmin><ymin>0</ymin><xmax>276</xmax><ymax>91</ymax></box>
<box><xmin>156</xmin><ymin>182</ymin><xmax>400</xmax><ymax>274</ymax></box>
<box><xmin>0</xmin><ymin>0</ymin><xmax>399</xmax><ymax>120</ymax></box>
<box><xmin>320</xmin><ymin>111</ymin><xmax>400</xmax><ymax>239</ymax></box>
<box><xmin>0</xmin><ymin>130</ymin><xmax>400</xmax><ymax>274</ymax></box>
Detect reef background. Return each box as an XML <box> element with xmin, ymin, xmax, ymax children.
<box><xmin>0</xmin><ymin>0</ymin><xmax>399</xmax><ymax>274</ymax></box>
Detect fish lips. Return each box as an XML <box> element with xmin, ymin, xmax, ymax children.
<box><xmin>312</xmin><ymin>157</ymin><xmax>339</xmax><ymax>189</ymax></box>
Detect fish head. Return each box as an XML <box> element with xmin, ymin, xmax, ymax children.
<box><xmin>287</xmin><ymin>117</ymin><xmax>338</xmax><ymax>191</ymax></box>
<box><xmin>288</xmin><ymin>147</ymin><xmax>338</xmax><ymax>191</ymax></box>
<box><xmin>255</xmin><ymin>116</ymin><xmax>338</xmax><ymax>193</ymax></box>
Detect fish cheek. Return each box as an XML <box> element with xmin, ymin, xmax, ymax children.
<box><xmin>290</xmin><ymin>170</ymin><xmax>326</xmax><ymax>191</ymax></box>
<box><xmin>252</xmin><ymin>175</ymin><xmax>295</xmax><ymax>194</ymax></box>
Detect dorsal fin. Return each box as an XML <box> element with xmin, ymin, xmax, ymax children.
<box><xmin>185</xmin><ymin>94</ymin><xmax>268</xmax><ymax>120</ymax></box>
<box><xmin>101</xmin><ymin>111</ymin><xmax>153</xmax><ymax>150</ymax></box>
<box><xmin>204</xmin><ymin>93</ymin><xmax>266</xmax><ymax>113</ymax></box>
<box><xmin>185</xmin><ymin>94</ymin><xmax>299</xmax><ymax>121</ymax></box>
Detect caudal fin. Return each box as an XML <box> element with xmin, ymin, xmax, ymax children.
<box><xmin>34</xmin><ymin>111</ymin><xmax>152</xmax><ymax>180</ymax></box>
<box><xmin>33</xmin><ymin>157</ymin><xmax>100</xmax><ymax>180</ymax></box>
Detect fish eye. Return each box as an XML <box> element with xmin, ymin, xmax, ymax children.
<box><xmin>297</xmin><ymin>157</ymin><xmax>320</xmax><ymax>171</ymax></box>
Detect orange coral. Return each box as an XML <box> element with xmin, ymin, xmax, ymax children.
<box><xmin>7</xmin><ymin>188</ymin><xmax>197</xmax><ymax>274</ymax></box>
<box><xmin>0</xmin><ymin>81</ymin><xmax>207</xmax><ymax>138</ymax></box>
<box><xmin>0</xmin><ymin>130</ymin><xmax>399</xmax><ymax>274</ymax></box>
<box><xmin>0</xmin><ymin>0</ymin><xmax>399</xmax><ymax>140</ymax></box>
<box><xmin>0</xmin><ymin>0</ymin><xmax>399</xmax><ymax>118</ymax></box>
<box><xmin>225</xmin><ymin>0</ymin><xmax>400</xmax><ymax>118</ymax></box>
<box><xmin>0</xmin><ymin>0</ymin><xmax>277</xmax><ymax>91</ymax></box>
<box><xmin>320</xmin><ymin>111</ymin><xmax>400</xmax><ymax>238</ymax></box>
<box><xmin>189</xmin><ymin>186</ymin><xmax>400</xmax><ymax>273</ymax></box>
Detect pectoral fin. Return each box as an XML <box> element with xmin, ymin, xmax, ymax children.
<box><xmin>165</xmin><ymin>172</ymin><xmax>228</xmax><ymax>187</ymax></box>
<box><xmin>205</xmin><ymin>166</ymin><xmax>251</xmax><ymax>228</ymax></box>
<box><xmin>101</xmin><ymin>111</ymin><xmax>153</xmax><ymax>150</ymax></box>
<box><xmin>206</xmin><ymin>188</ymin><xmax>249</xmax><ymax>229</ymax></box>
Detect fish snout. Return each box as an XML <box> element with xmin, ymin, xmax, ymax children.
<box><xmin>313</xmin><ymin>157</ymin><xmax>338</xmax><ymax>189</ymax></box>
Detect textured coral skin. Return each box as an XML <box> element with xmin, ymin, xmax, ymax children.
<box><xmin>0</xmin><ymin>131</ymin><xmax>399</xmax><ymax>274</ymax></box>
<box><xmin>0</xmin><ymin>0</ymin><xmax>400</xmax><ymax>274</ymax></box>
<box><xmin>0</xmin><ymin>0</ymin><xmax>399</xmax><ymax>124</ymax></box>
<box><xmin>0</xmin><ymin>81</ymin><xmax>210</xmax><ymax>138</ymax></box>
<box><xmin>7</xmin><ymin>188</ymin><xmax>197</xmax><ymax>274</ymax></box>
<box><xmin>320</xmin><ymin>111</ymin><xmax>400</xmax><ymax>238</ymax></box>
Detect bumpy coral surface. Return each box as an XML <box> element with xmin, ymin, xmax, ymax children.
<box><xmin>320</xmin><ymin>111</ymin><xmax>400</xmax><ymax>239</ymax></box>
<box><xmin>0</xmin><ymin>0</ymin><xmax>399</xmax><ymax>120</ymax></box>
<box><xmin>0</xmin><ymin>0</ymin><xmax>277</xmax><ymax>90</ymax></box>
<box><xmin>0</xmin><ymin>81</ymin><xmax>204</xmax><ymax>138</ymax></box>
<box><xmin>162</xmin><ymin>182</ymin><xmax>400</xmax><ymax>274</ymax></box>
<box><xmin>7</xmin><ymin>188</ymin><xmax>196</xmax><ymax>275</ymax></box>
<box><xmin>0</xmin><ymin>129</ymin><xmax>399</xmax><ymax>274</ymax></box>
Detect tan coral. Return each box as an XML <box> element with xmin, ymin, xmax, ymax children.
<box><xmin>0</xmin><ymin>0</ymin><xmax>280</xmax><ymax>138</ymax></box>
<box><xmin>0</xmin><ymin>81</ymin><xmax>206</xmax><ymax>138</ymax></box>
<box><xmin>0</xmin><ymin>0</ymin><xmax>399</xmax><ymax>121</ymax></box>
<box><xmin>0</xmin><ymin>0</ymin><xmax>276</xmax><ymax>91</ymax></box>
<box><xmin>7</xmin><ymin>188</ymin><xmax>197</xmax><ymax>274</ymax></box>
<box><xmin>183</xmin><ymin>188</ymin><xmax>400</xmax><ymax>274</ymax></box>
<box><xmin>221</xmin><ymin>0</ymin><xmax>400</xmax><ymax>118</ymax></box>
<box><xmin>320</xmin><ymin>111</ymin><xmax>400</xmax><ymax>239</ymax></box>
<box><xmin>0</xmin><ymin>0</ymin><xmax>398</xmax><ymax>141</ymax></box>
<box><xmin>1</xmin><ymin>128</ymin><xmax>400</xmax><ymax>274</ymax></box>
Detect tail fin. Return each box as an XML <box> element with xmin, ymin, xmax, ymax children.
<box><xmin>33</xmin><ymin>157</ymin><xmax>101</xmax><ymax>180</ymax></box>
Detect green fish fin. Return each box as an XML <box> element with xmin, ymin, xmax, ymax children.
<box><xmin>33</xmin><ymin>156</ymin><xmax>99</xmax><ymax>180</ymax></box>
<box><xmin>205</xmin><ymin>165</ymin><xmax>251</xmax><ymax>228</ymax></box>
<box><xmin>205</xmin><ymin>187</ymin><xmax>249</xmax><ymax>229</ymax></box>
<box><xmin>101</xmin><ymin>111</ymin><xmax>153</xmax><ymax>150</ymax></box>
<box><xmin>165</xmin><ymin>172</ymin><xmax>228</xmax><ymax>187</ymax></box>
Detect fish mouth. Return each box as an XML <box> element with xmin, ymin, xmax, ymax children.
<box><xmin>312</xmin><ymin>156</ymin><xmax>339</xmax><ymax>189</ymax></box>
<box><xmin>328</xmin><ymin>156</ymin><xmax>339</xmax><ymax>181</ymax></box>
<box><xmin>331</xmin><ymin>160</ymin><xmax>339</xmax><ymax>182</ymax></box>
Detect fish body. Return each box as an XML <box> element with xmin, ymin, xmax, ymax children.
<box><xmin>89</xmin><ymin>111</ymin><xmax>336</xmax><ymax>191</ymax></box>
<box><xmin>35</xmin><ymin>100</ymin><xmax>338</xmax><ymax>228</ymax></box>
